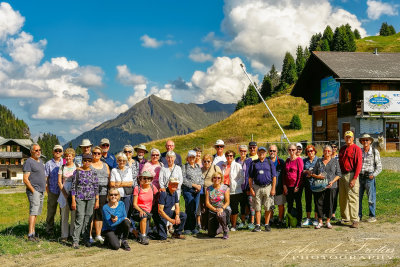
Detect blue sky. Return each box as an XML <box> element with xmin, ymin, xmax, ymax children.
<box><xmin>0</xmin><ymin>0</ymin><xmax>399</xmax><ymax>141</ymax></box>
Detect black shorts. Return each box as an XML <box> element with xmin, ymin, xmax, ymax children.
<box><xmin>93</xmin><ymin>195</ymin><xmax>108</xmax><ymax>221</ymax></box>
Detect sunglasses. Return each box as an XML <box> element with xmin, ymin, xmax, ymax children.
<box><xmin>226</xmin><ymin>155</ymin><xmax>234</xmax><ymax>158</ymax></box>
<box><xmin>54</xmin><ymin>149</ymin><xmax>62</xmax><ymax>153</ymax></box>
<box><xmin>92</xmin><ymin>152</ymin><xmax>101</xmax><ymax>155</ymax></box>
<box><xmin>203</xmin><ymin>160</ymin><xmax>211</xmax><ymax>163</ymax></box>
<box><xmin>215</xmin><ymin>145</ymin><xmax>224</xmax><ymax>148</ymax></box>
<box><xmin>306</xmin><ymin>150</ymin><xmax>314</xmax><ymax>153</ymax></box>
<box><xmin>213</xmin><ymin>177</ymin><xmax>222</xmax><ymax>180</ymax></box>
<box><xmin>331</xmin><ymin>146</ymin><xmax>337</xmax><ymax>148</ymax></box>
<box><xmin>124</xmin><ymin>150</ymin><xmax>133</xmax><ymax>153</ymax></box>
<box><xmin>288</xmin><ymin>149</ymin><xmax>296</xmax><ymax>151</ymax></box>
<box><xmin>324</xmin><ymin>150</ymin><xmax>332</xmax><ymax>152</ymax></box>
<box><xmin>33</xmin><ymin>149</ymin><xmax>41</xmax><ymax>152</ymax></box>
<box><xmin>101</xmin><ymin>144</ymin><xmax>110</xmax><ymax>147</ymax></box>
<box><xmin>83</xmin><ymin>159</ymin><xmax>92</xmax><ymax>162</ymax></box>
<box><xmin>239</xmin><ymin>150</ymin><xmax>247</xmax><ymax>153</ymax></box>
<box><xmin>249</xmin><ymin>146</ymin><xmax>257</xmax><ymax>149</ymax></box>
<box><xmin>142</xmin><ymin>177</ymin><xmax>152</xmax><ymax>181</ymax></box>
<box><xmin>109</xmin><ymin>194</ymin><xmax>118</xmax><ymax>197</ymax></box>
<box><xmin>151</xmin><ymin>154</ymin><xmax>160</xmax><ymax>157</ymax></box>
<box><xmin>297</xmin><ymin>148</ymin><xmax>302</xmax><ymax>150</ymax></box>
<box><xmin>118</xmin><ymin>159</ymin><xmax>126</xmax><ymax>162</ymax></box>
<box><xmin>269</xmin><ymin>150</ymin><xmax>276</xmax><ymax>152</ymax></box>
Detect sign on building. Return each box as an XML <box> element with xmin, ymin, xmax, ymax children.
<box><xmin>321</xmin><ymin>76</ymin><xmax>340</xmax><ymax>106</ymax></box>
<box><xmin>364</xmin><ymin>91</ymin><xmax>400</xmax><ymax>112</ymax></box>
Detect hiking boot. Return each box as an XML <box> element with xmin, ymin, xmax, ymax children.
<box><xmin>367</xmin><ymin>217</ymin><xmax>377</xmax><ymax>223</ymax></box>
<box><xmin>172</xmin><ymin>233</ymin><xmax>186</xmax><ymax>239</ymax></box>
<box><xmin>252</xmin><ymin>225</ymin><xmax>261</xmax><ymax>232</ymax></box>
<box><xmin>73</xmin><ymin>243</ymin><xmax>80</xmax><ymax>249</ymax></box>
<box><xmin>264</xmin><ymin>224</ymin><xmax>271</xmax><ymax>232</ymax></box>
<box><xmin>350</xmin><ymin>222</ymin><xmax>359</xmax><ymax>228</ymax></box>
<box><xmin>121</xmin><ymin>239</ymin><xmax>131</xmax><ymax>251</ymax></box>
<box><xmin>27</xmin><ymin>235</ymin><xmax>39</xmax><ymax>242</ymax></box>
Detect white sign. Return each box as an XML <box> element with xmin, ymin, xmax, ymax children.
<box><xmin>360</xmin><ymin>119</ymin><xmax>383</xmax><ymax>135</ymax></box>
<box><xmin>364</xmin><ymin>91</ymin><xmax>400</xmax><ymax>112</ymax></box>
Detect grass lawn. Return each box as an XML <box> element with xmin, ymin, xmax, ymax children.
<box><xmin>0</xmin><ymin>170</ymin><xmax>399</xmax><ymax>255</ymax></box>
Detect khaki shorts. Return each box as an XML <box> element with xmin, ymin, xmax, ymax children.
<box><xmin>274</xmin><ymin>194</ymin><xmax>286</xmax><ymax>206</ymax></box>
<box><xmin>27</xmin><ymin>190</ymin><xmax>44</xmax><ymax>216</ymax></box>
<box><xmin>252</xmin><ymin>184</ymin><xmax>274</xmax><ymax>212</ymax></box>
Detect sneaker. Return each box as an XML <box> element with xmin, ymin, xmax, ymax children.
<box><xmin>73</xmin><ymin>243</ymin><xmax>80</xmax><ymax>249</ymax></box>
<box><xmin>95</xmin><ymin>235</ymin><xmax>104</xmax><ymax>244</ymax></box>
<box><xmin>315</xmin><ymin>223</ymin><xmax>323</xmax><ymax>229</ymax></box>
<box><xmin>27</xmin><ymin>235</ymin><xmax>39</xmax><ymax>242</ymax></box>
<box><xmin>192</xmin><ymin>229</ymin><xmax>199</xmax><ymax>235</ymax></box>
<box><xmin>237</xmin><ymin>222</ymin><xmax>245</xmax><ymax>229</ymax></box>
<box><xmin>222</xmin><ymin>231</ymin><xmax>229</xmax><ymax>239</ymax></box>
<box><xmin>264</xmin><ymin>224</ymin><xmax>271</xmax><ymax>232</ymax></box>
<box><xmin>230</xmin><ymin>227</ymin><xmax>236</xmax><ymax>232</ymax></box>
<box><xmin>195</xmin><ymin>224</ymin><xmax>201</xmax><ymax>231</ymax></box>
<box><xmin>302</xmin><ymin>218</ymin><xmax>312</xmax><ymax>226</ymax></box>
<box><xmin>172</xmin><ymin>233</ymin><xmax>186</xmax><ymax>239</ymax></box>
<box><xmin>350</xmin><ymin>222</ymin><xmax>359</xmax><ymax>228</ymax></box>
<box><xmin>326</xmin><ymin>222</ymin><xmax>333</xmax><ymax>229</ymax></box>
<box><xmin>89</xmin><ymin>236</ymin><xmax>94</xmax><ymax>244</ymax></box>
<box><xmin>367</xmin><ymin>217</ymin><xmax>377</xmax><ymax>223</ymax></box>
<box><xmin>121</xmin><ymin>239</ymin><xmax>131</xmax><ymax>251</ymax></box>
<box><xmin>312</xmin><ymin>219</ymin><xmax>319</xmax><ymax>226</ymax></box>
<box><xmin>252</xmin><ymin>225</ymin><xmax>261</xmax><ymax>232</ymax></box>
<box><xmin>141</xmin><ymin>235</ymin><xmax>149</xmax><ymax>245</ymax></box>
<box><xmin>247</xmin><ymin>223</ymin><xmax>255</xmax><ymax>230</ymax></box>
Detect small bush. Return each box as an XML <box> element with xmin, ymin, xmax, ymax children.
<box><xmin>289</xmin><ymin>114</ymin><xmax>302</xmax><ymax>130</ymax></box>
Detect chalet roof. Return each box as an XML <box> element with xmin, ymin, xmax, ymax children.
<box><xmin>0</xmin><ymin>137</ymin><xmax>33</xmax><ymax>150</ymax></box>
<box><xmin>313</xmin><ymin>51</ymin><xmax>400</xmax><ymax>80</ymax></box>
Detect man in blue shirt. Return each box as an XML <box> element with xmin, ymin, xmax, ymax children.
<box><xmin>154</xmin><ymin>177</ymin><xmax>186</xmax><ymax>240</ymax></box>
<box><xmin>45</xmin><ymin>144</ymin><xmax>64</xmax><ymax>235</ymax></box>
<box><xmin>100</xmin><ymin>138</ymin><xmax>117</xmax><ymax>169</ymax></box>
<box><xmin>248</xmin><ymin>146</ymin><xmax>277</xmax><ymax>232</ymax></box>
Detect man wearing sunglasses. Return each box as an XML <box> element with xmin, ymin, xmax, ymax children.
<box><xmin>44</xmin><ymin>145</ymin><xmax>64</xmax><ymax>236</ymax></box>
<box><xmin>74</xmin><ymin>139</ymin><xmax>93</xmax><ymax>167</ymax></box>
<box><xmin>100</xmin><ymin>138</ymin><xmax>117</xmax><ymax>170</ymax></box>
<box><xmin>248</xmin><ymin>141</ymin><xmax>258</xmax><ymax>161</ymax></box>
<box><xmin>23</xmin><ymin>143</ymin><xmax>46</xmax><ymax>242</ymax></box>
<box><xmin>213</xmin><ymin>139</ymin><xmax>226</xmax><ymax>165</ymax></box>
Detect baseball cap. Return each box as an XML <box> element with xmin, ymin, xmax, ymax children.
<box><xmin>53</xmin><ymin>145</ymin><xmax>63</xmax><ymax>151</ymax></box>
<box><xmin>258</xmin><ymin>146</ymin><xmax>267</xmax><ymax>152</ymax></box>
<box><xmin>100</xmin><ymin>138</ymin><xmax>110</xmax><ymax>145</ymax></box>
<box><xmin>345</xmin><ymin>131</ymin><xmax>354</xmax><ymax>137</ymax></box>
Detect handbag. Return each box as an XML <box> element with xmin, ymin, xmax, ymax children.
<box><xmin>310</xmin><ymin>161</ymin><xmax>328</xmax><ymax>192</ymax></box>
<box><xmin>123</xmin><ymin>186</ymin><xmax>134</xmax><ymax>195</ymax></box>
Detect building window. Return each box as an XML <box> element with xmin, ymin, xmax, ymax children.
<box><xmin>10</xmin><ymin>158</ymin><xmax>16</xmax><ymax>165</ymax></box>
<box><xmin>1</xmin><ymin>172</ymin><xmax>6</xmax><ymax>178</ymax></box>
<box><xmin>0</xmin><ymin>146</ymin><xmax>5</xmax><ymax>152</ymax></box>
<box><xmin>11</xmin><ymin>172</ymin><xmax>16</xmax><ymax>177</ymax></box>
<box><xmin>0</xmin><ymin>159</ymin><xmax>5</xmax><ymax>165</ymax></box>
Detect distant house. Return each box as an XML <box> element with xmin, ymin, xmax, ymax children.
<box><xmin>292</xmin><ymin>51</ymin><xmax>400</xmax><ymax>151</ymax></box>
<box><xmin>0</xmin><ymin>136</ymin><xmax>33</xmax><ymax>182</ymax></box>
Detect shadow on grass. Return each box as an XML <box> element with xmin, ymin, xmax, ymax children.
<box><xmin>0</xmin><ymin>221</ymin><xmax>62</xmax><ymax>241</ymax></box>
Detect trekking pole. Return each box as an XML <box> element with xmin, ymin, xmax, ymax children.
<box><xmin>240</xmin><ymin>63</ymin><xmax>290</xmax><ymax>144</ymax></box>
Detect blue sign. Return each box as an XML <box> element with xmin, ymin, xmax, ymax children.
<box><xmin>321</xmin><ymin>76</ymin><xmax>340</xmax><ymax>106</ymax></box>
<box><xmin>369</xmin><ymin>96</ymin><xmax>390</xmax><ymax>106</ymax></box>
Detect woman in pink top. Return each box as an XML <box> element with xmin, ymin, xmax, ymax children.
<box><xmin>142</xmin><ymin>148</ymin><xmax>162</xmax><ymax>189</ymax></box>
<box><xmin>283</xmin><ymin>143</ymin><xmax>304</xmax><ymax>227</ymax></box>
<box><xmin>133</xmin><ymin>171</ymin><xmax>158</xmax><ymax>245</ymax></box>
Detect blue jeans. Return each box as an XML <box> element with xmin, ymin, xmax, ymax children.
<box><xmin>182</xmin><ymin>185</ymin><xmax>200</xmax><ymax>231</ymax></box>
<box><xmin>359</xmin><ymin>176</ymin><xmax>376</xmax><ymax>218</ymax></box>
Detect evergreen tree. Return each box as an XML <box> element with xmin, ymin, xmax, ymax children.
<box><xmin>319</xmin><ymin>39</ymin><xmax>330</xmax><ymax>51</ymax></box>
<box><xmin>244</xmin><ymin>84</ymin><xmax>260</xmax><ymax>105</ymax></box>
<box><xmin>322</xmin><ymin>25</ymin><xmax>334</xmax><ymax>48</ymax></box>
<box><xmin>281</xmin><ymin>52</ymin><xmax>297</xmax><ymax>85</ymax></box>
<box><xmin>303</xmin><ymin>47</ymin><xmax>311</xmax><ymax>60</ymax></box>
<box><xmin>266</xmin><ymin>64</ymin><xmax>280</xmax><ymax>90</ymax></box>
<box><xmin>388</xmin><ymin>25</ymin><xmax>396</xmax><ymax>35</ymax></box>
<box><xmin>75</xmin><ymin>145</ymin><xmax>83</xmax><ymax>156</ymax></box>
<box><xmin>309</xmin><ymin>33</ymin><xmax>322</xmax><ymax>52</ymax></box>
<box><xmin>344</xmin><ymin>24</ymin><xmax>357</xmax><ymax>52</ymax></box>
<box><xmin>235</xmin><ymin>99</ymin><xmax>245</xmax><ymax>111</ymax></box>
<box><xmin>379</xmin><ymin>22</ymin><xmax>389</xmax><ymax>36</ymax></box>
<box><xmin>295</xmin><ymin>45</ymin><xmax>306</xmax><ymax>77</ymax></box>
<box><xmin>275</xmin><ymin>81</ymin><xmax>289</xmax><ymax>93</ymax></box>
<box><xmin>260</xmin><ymin>76</ymin><xmax>273</xmax><ymax>99</ymax></box>
<box><xmin>0</xmin><ymin>104</ymin><xmax>31</xmax><ymax>139</ymax></box>
<box><xmin>289</xmin><ymin>114</ymin><xmax>302</xmax><ymax>130</ymax></box>
<box><xmin>354</xmin><ymin>29</ymin><xmax>361</xmax><ymax>39</ymax></box>
<box><xmin>332</xmin><ymin>25</ymin><xmax>356</xmax><ymax>52</ymax></box>
<box><xmin>37</xmin><ymin>133</ymin><xmax>60</xmax><ymax>160</ymax></box>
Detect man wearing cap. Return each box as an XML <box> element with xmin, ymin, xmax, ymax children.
<box><xmin>248</xmin><ymin>146</ymin><xmax>277</xmax><ymax>232</ymax></box>
<box><xmin>212</xmin><ymin>139</ymin><xmax>227</xmax><ymax>165</ymax></box>
<box><xmin>133</xmin><ymin>144</ymin><xmax>148</xmax><ymax>174</ymax></box>
<box><xmin>248</xmin><ymin>141</ymin><xmax>258</xmax><ymax>161</ymax></box>
<box><xmin>74</xmin><ymin>139</ymin><xmax>93</xmax><ymax>167</ymax></box>
<box><xmin>44</xmin><ymin>144</ymin><xmax>64</xmax><ymax>235</ymax></box>
<box><xmin>154</xmin><ymin>177</ymin><xmax>187</xmax><ymax>240</ymax></box>
<box><xmin>23</xmin><ymin>143</ymin><xmax>46</xmax><ymax>241</ymax></box>
<box><xmin>296</xmin><ymin>143</ymin><xmax>303</xmax><ymax>158</ymax></box>
<box><xmin>338</xmin><ymin>131</ymin><xmax>362</xmax><ymax>228</ymax></box>
<box><xmin>160</xmin><ymin>140</ymin><xmax>182</xmax><ymax>167</ymax></box>
<box><xmin>100</xmin><ymin>138</ymin><xmax>117</xmax><ymax>170</ymax></box>
<box><xmin>359</xmin><ymin>134</ymin><xmax>382</xmax><ymax>223</ymax></box>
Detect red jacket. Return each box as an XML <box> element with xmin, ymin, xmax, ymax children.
<box><xmin>338</xmin><ymin>143</ymin><xmax>362</xmax><ymax>180</ymax></box>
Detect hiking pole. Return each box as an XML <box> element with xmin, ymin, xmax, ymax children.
<box><xmin>240</xmin><ymin>63</ymin><xmax>290</xmax><ymax>144</ymax></box>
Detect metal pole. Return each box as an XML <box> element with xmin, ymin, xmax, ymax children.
<box><xmin>240</xmin><ymin>64</ymin><xmax>290</xmax><ymax>143</ymax></box>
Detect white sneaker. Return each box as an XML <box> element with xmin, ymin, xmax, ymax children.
<box><xmin>95</xmin><ymin>235</ymin><xmax>104</xmax><ymax>244</ymax></box>
<box><xmin>302</xmin><ymin>218</ymin><xmax>311</xmax><ymax>226</ymax></box>
<box><xmin>312</xmin><ymin>219</ymin><xmax>319</xmax><ymax>226</ymax></box>
<box><xmin>230</xmin><ymin>227</ymin><xmax>236</xmax><ymax>232</ymax></box>
<box><xmin>367</xmin><ymin>217</ymin><xmax>377</xmax><ymax>223</ymax></box>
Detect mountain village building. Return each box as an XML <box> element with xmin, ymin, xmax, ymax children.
<box><xmin>292</xmin><ymin>51</ymin><xmax>400</xmax><ymax>151</ymax></box>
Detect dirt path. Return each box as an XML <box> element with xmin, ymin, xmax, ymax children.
<box><xmin>1</xmin><ymin>222</ymin><xmax>399</xmax><ymax>267</ymax></box>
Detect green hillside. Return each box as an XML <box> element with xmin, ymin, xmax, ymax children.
<box><xmin>356</xmin><ymin>32</ymin><xmax>400</xmax><ymax>52</ymax></box>
<box><xmin>0</xmin><ymin>104</ymin><xmax>30</xmax><ymax>139</ymax></box>
<box><xmin>144</xmin><ymin>93</ymin><xmax>311</xmax><ymax>156</ymax></box>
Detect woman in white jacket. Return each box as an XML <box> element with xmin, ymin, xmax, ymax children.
<box><xmin>217</xmin><ymin>150</ymin><xmax>244</xmax><ymax>231</ymax></box>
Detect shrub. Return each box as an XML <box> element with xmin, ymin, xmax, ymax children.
<box><xmin>289</xmin><ymin>114</ymin><xmax>302</xmax><ymax>130</ymax></box>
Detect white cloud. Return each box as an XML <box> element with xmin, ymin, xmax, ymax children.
<box><xmin>189</xmin><ymin>47</ymin><xmax>214</xmax><ymax>62</ymax></box>
<box><xmin>0</xmin><ymin>3</ymin><xmax>128</xmax><ymax>137</ymax></box>
<box><xmin>367</xmin><ymin>0</ymin><xmax>398</xmax><ymax>20</ymax></box>
<box><xmin>211</xmin><ymin>0</ymin><xmax>367</xmax><ymax>72</ymax></box>
<box><xmin>140</xmin><ymin>34</ymin><xmax>175</xmax><ymax>48</ymax></box>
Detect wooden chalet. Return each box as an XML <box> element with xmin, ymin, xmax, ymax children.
<box><xmin>292</xmin><ymin>51</ymin><xmax>400</xmax><ymax>150</ymax></box>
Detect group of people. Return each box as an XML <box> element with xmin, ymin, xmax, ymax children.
<box><xmin>22</xmin><ymin>131</ymin><xmax>382</xmax><ymax>250</ymax></box>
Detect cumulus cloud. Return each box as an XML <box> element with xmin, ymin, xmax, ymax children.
<box><xmin>140</xmin><ymin>34</ymin><xmax>175</xmax><ymax>48</ymax></box>
<box><xmin>206</xmin><ymin>0</ymin><xmax>367</xmax><ymax>72</ymax></box>
<box><xmin>0</xmin><ymin>3</ymin><xmax>128</xmax><ymax>136</ymax></box>
<box><xmin>367</xmin><ymin>0</ymin><xmax>398</xmax><ymax>20</ymax></box>
<box><xmin>189</xmin><ymin>47</ymin><xmax>214</xmax><ymax>62</ymax></box>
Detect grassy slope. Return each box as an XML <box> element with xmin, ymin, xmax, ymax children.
<box><xmin>144</xmin><ymin>91</ymin><xmax>312</xmax><ymax>156</ymax></box>
<box><xmin>356</xmin><ymin>32</ymin><xmax>400</xmax><ymax>52</ymax></box>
